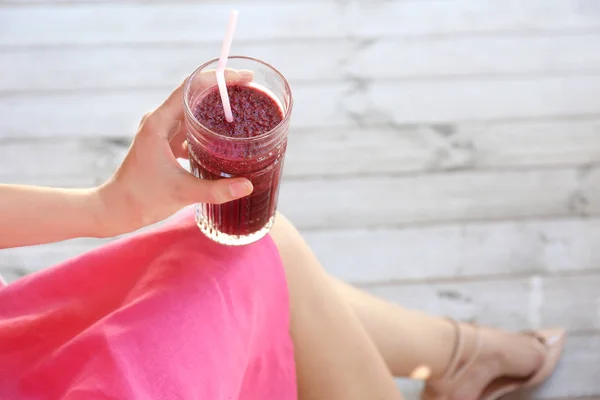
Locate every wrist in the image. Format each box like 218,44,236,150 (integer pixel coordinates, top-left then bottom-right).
93,181,146,238
86,186,118,238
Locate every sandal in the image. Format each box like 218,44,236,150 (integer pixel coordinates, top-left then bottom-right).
422,320,566,400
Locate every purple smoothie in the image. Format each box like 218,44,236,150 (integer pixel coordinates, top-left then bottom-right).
187,83,286,236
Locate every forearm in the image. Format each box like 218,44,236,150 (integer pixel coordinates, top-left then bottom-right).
0,184,110,249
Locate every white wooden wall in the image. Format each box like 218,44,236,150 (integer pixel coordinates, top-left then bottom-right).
1,1,600,398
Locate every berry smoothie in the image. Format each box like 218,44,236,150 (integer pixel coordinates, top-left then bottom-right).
187,83,287,241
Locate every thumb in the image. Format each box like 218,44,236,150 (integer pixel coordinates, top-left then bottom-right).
179,172,254,204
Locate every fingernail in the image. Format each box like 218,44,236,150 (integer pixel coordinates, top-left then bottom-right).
545,334,561,346
228,180,253,198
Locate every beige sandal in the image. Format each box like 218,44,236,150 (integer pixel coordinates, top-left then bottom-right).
422,320,566,400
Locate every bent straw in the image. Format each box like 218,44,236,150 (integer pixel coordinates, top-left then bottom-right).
216,9,239,123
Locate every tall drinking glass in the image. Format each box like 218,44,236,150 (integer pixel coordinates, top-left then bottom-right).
183,56,293,246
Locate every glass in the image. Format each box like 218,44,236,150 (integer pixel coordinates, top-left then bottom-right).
183,56,293,246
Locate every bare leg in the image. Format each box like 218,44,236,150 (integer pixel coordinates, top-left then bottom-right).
329,277,457,379
272,213,555,398
270,213,403,400
328,279,546,387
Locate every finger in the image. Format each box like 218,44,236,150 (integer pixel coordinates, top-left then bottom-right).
190,68,254,93
140,81,186,139
144,69,253,141
168,115,187,144
168,115,190,159
169,68,254,155
175,140,189,160
171,137,189,159
178,172,253,204
158,80,186,119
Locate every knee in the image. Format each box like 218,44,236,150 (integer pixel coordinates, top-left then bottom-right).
270,212,305,253
270,212,331,309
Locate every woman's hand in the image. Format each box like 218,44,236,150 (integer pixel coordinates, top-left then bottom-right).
0,71,254,248
97,71,254,236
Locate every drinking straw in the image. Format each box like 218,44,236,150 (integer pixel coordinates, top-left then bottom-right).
216,10,239,123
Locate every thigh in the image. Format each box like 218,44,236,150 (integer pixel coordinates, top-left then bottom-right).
270,213,403,400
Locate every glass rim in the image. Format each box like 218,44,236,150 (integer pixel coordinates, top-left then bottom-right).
183,55,293,143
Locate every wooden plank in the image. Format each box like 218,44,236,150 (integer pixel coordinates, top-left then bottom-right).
0,238,112,275
535,331,599,398
0,42,350,92
4,76,600,139
286,119,600,176
304,218,600,284
0,139,127,186
0,3,343,46
5,162,600,229
3,118,598,183
279,167,600,230
542,275,600,332
349,0,600,38
347,34,600,80
4,158,600,231
3,216,600,284
364,274,600,333
372,275,530,330
4,163,600,231
342,76,600,125
1,1,599,47
4,34,600,92
0,82,349,138
0,266,30,285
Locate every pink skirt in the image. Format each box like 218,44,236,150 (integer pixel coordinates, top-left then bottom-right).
0,208,297,400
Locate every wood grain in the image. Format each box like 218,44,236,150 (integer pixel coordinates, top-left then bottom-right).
2,118,598,183
3,34,600,92
342,76,600,125
347,34,600,79
349,0,600,38
1,1,599,47
0,42,350,91
364,274,600,333
3,158,598,229
0,139,127,186
0,3,343,46
0,83,349,138
3,76,600,138
304,218,600,284
279,167,600,229
2,217,599,284
286,119,600,176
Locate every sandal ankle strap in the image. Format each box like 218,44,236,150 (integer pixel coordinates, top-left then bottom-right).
440,318,483,382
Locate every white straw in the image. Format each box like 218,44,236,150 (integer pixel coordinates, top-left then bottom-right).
216,10,239,123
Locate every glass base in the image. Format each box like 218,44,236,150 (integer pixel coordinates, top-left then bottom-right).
194,204,275,246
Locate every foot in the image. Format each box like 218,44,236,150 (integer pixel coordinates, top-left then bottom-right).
422,321,565,400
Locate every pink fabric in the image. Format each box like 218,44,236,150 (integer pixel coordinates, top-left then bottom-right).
0,208,297,400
